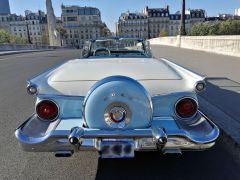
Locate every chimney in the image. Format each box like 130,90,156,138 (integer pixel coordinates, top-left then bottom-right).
166,5,169,11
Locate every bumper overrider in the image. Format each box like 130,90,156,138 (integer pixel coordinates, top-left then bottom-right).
15,111,219,157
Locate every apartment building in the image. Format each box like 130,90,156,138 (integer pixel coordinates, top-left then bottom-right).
117,6,206,38
144,6,170,38
117,12,148,39
169,13,191,36
25,10,47,45
61,5,110,48
9,14,27,39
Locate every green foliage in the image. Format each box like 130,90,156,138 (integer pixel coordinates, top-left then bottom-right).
10,35,27,44
189,20,240,36
0,29,27,44
56,25,67,38
159,30,168,37
0,29,11,43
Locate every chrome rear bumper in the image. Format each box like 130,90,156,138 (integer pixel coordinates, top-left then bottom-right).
15,112,219,154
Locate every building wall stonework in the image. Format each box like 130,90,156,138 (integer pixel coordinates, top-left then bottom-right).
0,10,51,45
9,15,27,39
117,6,205,39
117,12,148,39
25,10,48,45
61,5,110,48
235,8,240,16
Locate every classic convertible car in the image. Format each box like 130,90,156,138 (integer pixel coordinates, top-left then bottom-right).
15,37,219,158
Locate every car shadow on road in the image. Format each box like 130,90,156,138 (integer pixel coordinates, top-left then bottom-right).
95,136,239,180
95,77,240,180
199,77,240,123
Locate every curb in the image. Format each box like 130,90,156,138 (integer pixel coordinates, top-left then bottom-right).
0,49,55,56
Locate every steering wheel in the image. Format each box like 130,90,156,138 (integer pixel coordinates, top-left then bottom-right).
93,48,111,56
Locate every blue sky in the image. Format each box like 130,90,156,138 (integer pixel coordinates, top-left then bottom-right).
9,0,240,31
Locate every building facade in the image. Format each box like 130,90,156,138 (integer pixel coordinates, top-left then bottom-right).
9,14,27,39
0,0,10,14
169,13,191,36
144,6,170,38
61,5,110,48
117,12,148,39
187,9,205,24
117,6,206,39
25,10,48,45
0,14,11,31
235,8,240,16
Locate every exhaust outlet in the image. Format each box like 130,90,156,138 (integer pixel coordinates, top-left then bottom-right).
163,149,182,155
55,151,73,157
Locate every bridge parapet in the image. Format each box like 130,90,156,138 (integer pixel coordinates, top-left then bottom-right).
149,35,240,57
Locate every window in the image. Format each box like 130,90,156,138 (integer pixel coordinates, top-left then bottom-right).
67,17,77,21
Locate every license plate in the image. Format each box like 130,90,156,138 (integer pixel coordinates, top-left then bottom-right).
100,140,135,158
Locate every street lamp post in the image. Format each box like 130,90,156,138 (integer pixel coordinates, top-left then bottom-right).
179,0,186,36
25,20,32,44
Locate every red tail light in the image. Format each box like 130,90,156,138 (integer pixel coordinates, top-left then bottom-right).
36,100,59,121
175,98,198,118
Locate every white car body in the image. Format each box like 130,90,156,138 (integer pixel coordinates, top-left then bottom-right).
15,38,219,158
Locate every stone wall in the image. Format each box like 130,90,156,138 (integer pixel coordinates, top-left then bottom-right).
149,35,240,57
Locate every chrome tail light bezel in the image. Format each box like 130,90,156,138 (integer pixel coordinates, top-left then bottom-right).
175,97,198,120
35,99,60,122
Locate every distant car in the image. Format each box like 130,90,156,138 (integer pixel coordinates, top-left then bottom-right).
15,37,219,158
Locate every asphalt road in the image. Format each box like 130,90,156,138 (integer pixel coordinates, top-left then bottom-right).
0,49,239,180
152,45,240,143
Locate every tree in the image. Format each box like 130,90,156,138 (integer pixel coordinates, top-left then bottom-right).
159,30,168,37
190,23,209,36
0,29,27,44
190,20,240,36
56,25,67,46
10,35,27,44
42,31,49,45
0,29,10,44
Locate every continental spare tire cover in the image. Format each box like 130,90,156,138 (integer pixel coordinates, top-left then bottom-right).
83,76,153,129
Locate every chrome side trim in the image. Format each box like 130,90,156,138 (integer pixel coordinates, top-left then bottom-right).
37,94,85,99
160,58,206,79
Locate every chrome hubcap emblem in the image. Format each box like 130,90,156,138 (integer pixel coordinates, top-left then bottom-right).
109,107,126,123
104,103,131,129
